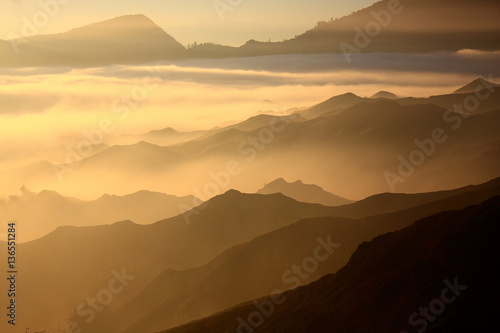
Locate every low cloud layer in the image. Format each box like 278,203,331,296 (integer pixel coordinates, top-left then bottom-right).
0,92,60,115
0,51,498,173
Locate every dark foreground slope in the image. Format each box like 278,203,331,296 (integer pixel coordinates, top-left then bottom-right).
2,179,499,332
55,181,500,333
163,196,500,333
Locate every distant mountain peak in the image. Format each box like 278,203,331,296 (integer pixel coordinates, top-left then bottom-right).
118,13,152,21
37,189,64,197
2,13,186,67
341,92,358,97
148,127,179,135
454,77,500,94
268,178,287,185
324,92,362,104
258,178,352,206
67,14,161,34
270,178,305,186
370,91,399,99
111,220,136,226
243,39,260,46
108,14,153,22
222,189,242,196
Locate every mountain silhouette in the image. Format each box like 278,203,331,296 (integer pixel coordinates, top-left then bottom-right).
453,77,500,94
301,78,500,120
299,92,367,119
2,0,500,66
287,0,500,54
2,79,499,199
186,0,500,58
0,189,199,242
2,191,343,331
257,178,352,206
370,91,399,99
396,78,500,114
117,181,500,333
5,178,500,332
160,195,500,333
1,1,499,331
1,14,186,67
112,127,207,146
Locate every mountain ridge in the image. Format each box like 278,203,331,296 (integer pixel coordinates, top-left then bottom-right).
62,180,500,333
160,195,500,333
2,0,500,67
257,178,353,206
453,77,500,94
2,178,500,331
1,14,186,67
0,188,199,242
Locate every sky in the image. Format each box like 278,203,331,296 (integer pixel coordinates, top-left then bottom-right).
0,0,377,46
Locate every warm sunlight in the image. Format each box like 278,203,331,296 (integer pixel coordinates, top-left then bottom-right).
1,1,499,332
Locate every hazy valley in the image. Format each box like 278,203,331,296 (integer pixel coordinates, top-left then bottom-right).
1,0,499,332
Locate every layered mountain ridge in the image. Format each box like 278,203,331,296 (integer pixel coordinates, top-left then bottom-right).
2,0,500,67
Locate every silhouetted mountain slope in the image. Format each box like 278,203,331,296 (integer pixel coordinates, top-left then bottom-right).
371,91,398,99
396,79,500,114
289,101,500,195
2,81,500,199
332,176,500,219
79,141,183,171
2,178,500,332
88,190,197,224
86,180,500,333
227,114,306,132
2,191,341,331
161,196,500,333
298,92,368,119
1,14,186,67
257,178,353,206
176,113,305,150
0,188,198,242
0,142,109,172
2,0,499,67
295,0,500,53
453,77,500,94
75,242,245,333
96,217,356,333
300,78,500,121
112,127,207,146
187,0,500,58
